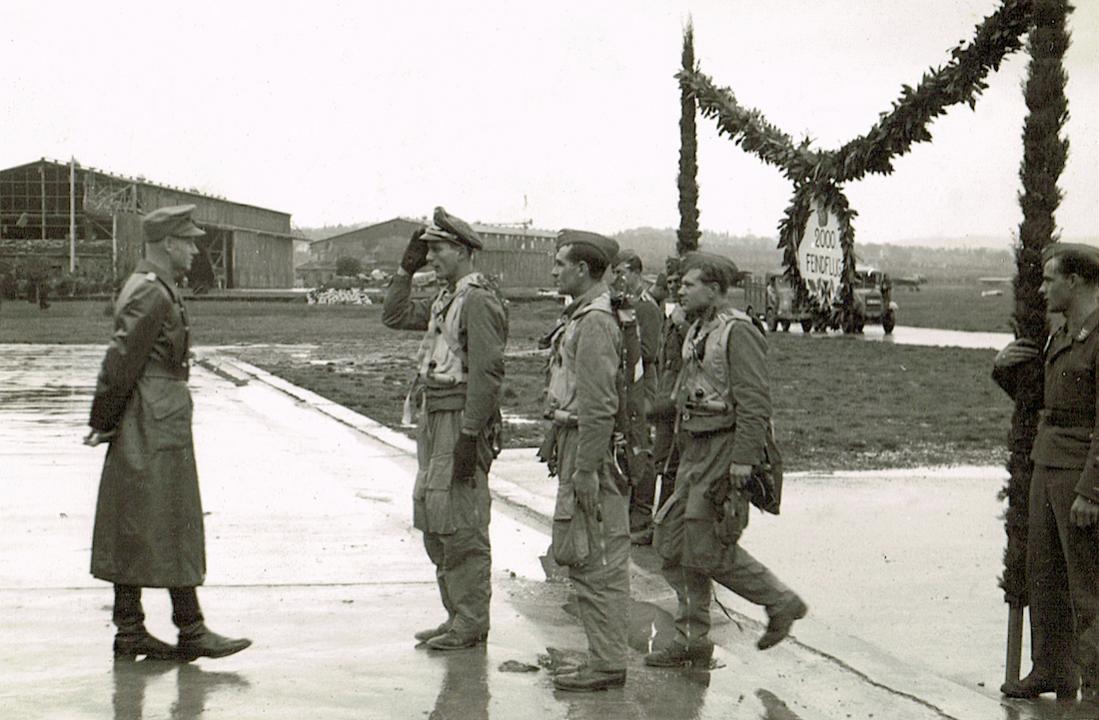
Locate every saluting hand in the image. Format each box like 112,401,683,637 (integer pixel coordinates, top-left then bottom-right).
1071,495,1099,528
994,339,1041,369
572,468,599,517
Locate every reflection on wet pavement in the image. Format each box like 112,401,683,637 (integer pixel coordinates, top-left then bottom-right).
429,647,489,720
112,661,249,720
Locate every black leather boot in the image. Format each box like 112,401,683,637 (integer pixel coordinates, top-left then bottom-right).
1001,670,1078,700
177,622,252,662
114,630,178,661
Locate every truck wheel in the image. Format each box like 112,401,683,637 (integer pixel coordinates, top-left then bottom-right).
766,308,778,333
800,318,813,333
781,320,791,332
883,311,896,334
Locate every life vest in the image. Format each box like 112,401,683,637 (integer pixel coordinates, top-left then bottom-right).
416,272,487,389
675,307,756,433
546,292,619,416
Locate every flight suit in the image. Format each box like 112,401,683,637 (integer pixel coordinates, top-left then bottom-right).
655,307,794,650
627,289,663,534
545,282,630,673
383,270,507,642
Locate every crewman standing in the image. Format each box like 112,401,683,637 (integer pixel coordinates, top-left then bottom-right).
611,249,663,545
995,243,1099,701
86,204,251,662
542,230,631,692
647,252,806,668
383,207,508,651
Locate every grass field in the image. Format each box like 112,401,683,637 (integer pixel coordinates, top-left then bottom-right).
0,294,1016,472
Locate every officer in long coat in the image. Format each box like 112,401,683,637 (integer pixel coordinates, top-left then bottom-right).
383,207,508,651
647,252,806,668
995,243,1099,701
542,230,631,692
86,204,251,662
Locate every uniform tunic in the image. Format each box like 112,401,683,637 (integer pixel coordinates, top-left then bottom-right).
995,310,1099,683
90,259,205,588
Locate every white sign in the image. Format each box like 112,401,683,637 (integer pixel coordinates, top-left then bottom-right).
796,197,844,303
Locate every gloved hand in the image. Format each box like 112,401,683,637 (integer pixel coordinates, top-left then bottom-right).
572,468,599,516
452,432,479,487
400,228,429,275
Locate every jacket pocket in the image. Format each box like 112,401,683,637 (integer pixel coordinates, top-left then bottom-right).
144,385,192,450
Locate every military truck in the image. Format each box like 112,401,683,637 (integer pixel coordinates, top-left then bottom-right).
849,268,898,334
741,271,814,333
741,268,897,334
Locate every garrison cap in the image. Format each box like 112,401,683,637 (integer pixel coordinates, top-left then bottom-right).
681,251,740,287
142,204,205,243
422,206,483,250
556,229,619,265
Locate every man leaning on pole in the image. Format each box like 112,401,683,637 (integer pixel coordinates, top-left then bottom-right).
647,251,806,668
539,229,631,691
383,207,508,651
994,243,1099,702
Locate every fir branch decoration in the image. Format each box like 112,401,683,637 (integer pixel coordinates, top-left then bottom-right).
677,20,701,256
1000,0,1072,607
681,0,1034,323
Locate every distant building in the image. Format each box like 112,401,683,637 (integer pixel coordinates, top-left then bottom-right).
305,217,557,288
0,158,296,288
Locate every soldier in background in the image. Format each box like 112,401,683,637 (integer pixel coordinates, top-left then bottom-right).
647,252,806,668
651,256,690,513
541,230,630,692
995,243,1099,701
85,204,251,662
383,207,508,651
611,249,663,545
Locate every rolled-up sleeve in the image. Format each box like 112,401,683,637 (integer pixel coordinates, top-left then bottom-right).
575,312,621,472
727,321,771,466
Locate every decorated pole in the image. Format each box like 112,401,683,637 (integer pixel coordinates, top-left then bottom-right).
1001,0,1072,684
676,19,700,257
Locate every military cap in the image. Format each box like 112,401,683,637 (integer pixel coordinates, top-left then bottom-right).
613,248,643,271
681,251,739,287
142,204,206,243
421,206,483,250
556,229,619,265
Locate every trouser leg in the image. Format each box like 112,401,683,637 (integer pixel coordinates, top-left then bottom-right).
423,532,456,623
568,499,630,672
711,546,792,612
653,421,679,510
628,425,657,533
1027,465,1076,680
660,562,713,647
113,584,145,636
433,527,492,639
1043,466,1099,686
169,587,204,629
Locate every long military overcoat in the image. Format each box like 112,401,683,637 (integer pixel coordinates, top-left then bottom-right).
89,260,205,587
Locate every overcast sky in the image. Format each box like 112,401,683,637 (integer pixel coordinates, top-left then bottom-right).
2,1,1096,246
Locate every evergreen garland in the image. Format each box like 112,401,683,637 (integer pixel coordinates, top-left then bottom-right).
676,20,701,256
679,0,1033,317
1001,0,1072,607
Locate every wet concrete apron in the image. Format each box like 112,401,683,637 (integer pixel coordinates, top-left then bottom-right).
0,344,1079,719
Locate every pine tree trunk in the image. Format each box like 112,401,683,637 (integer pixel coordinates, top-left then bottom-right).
676,21,700,256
